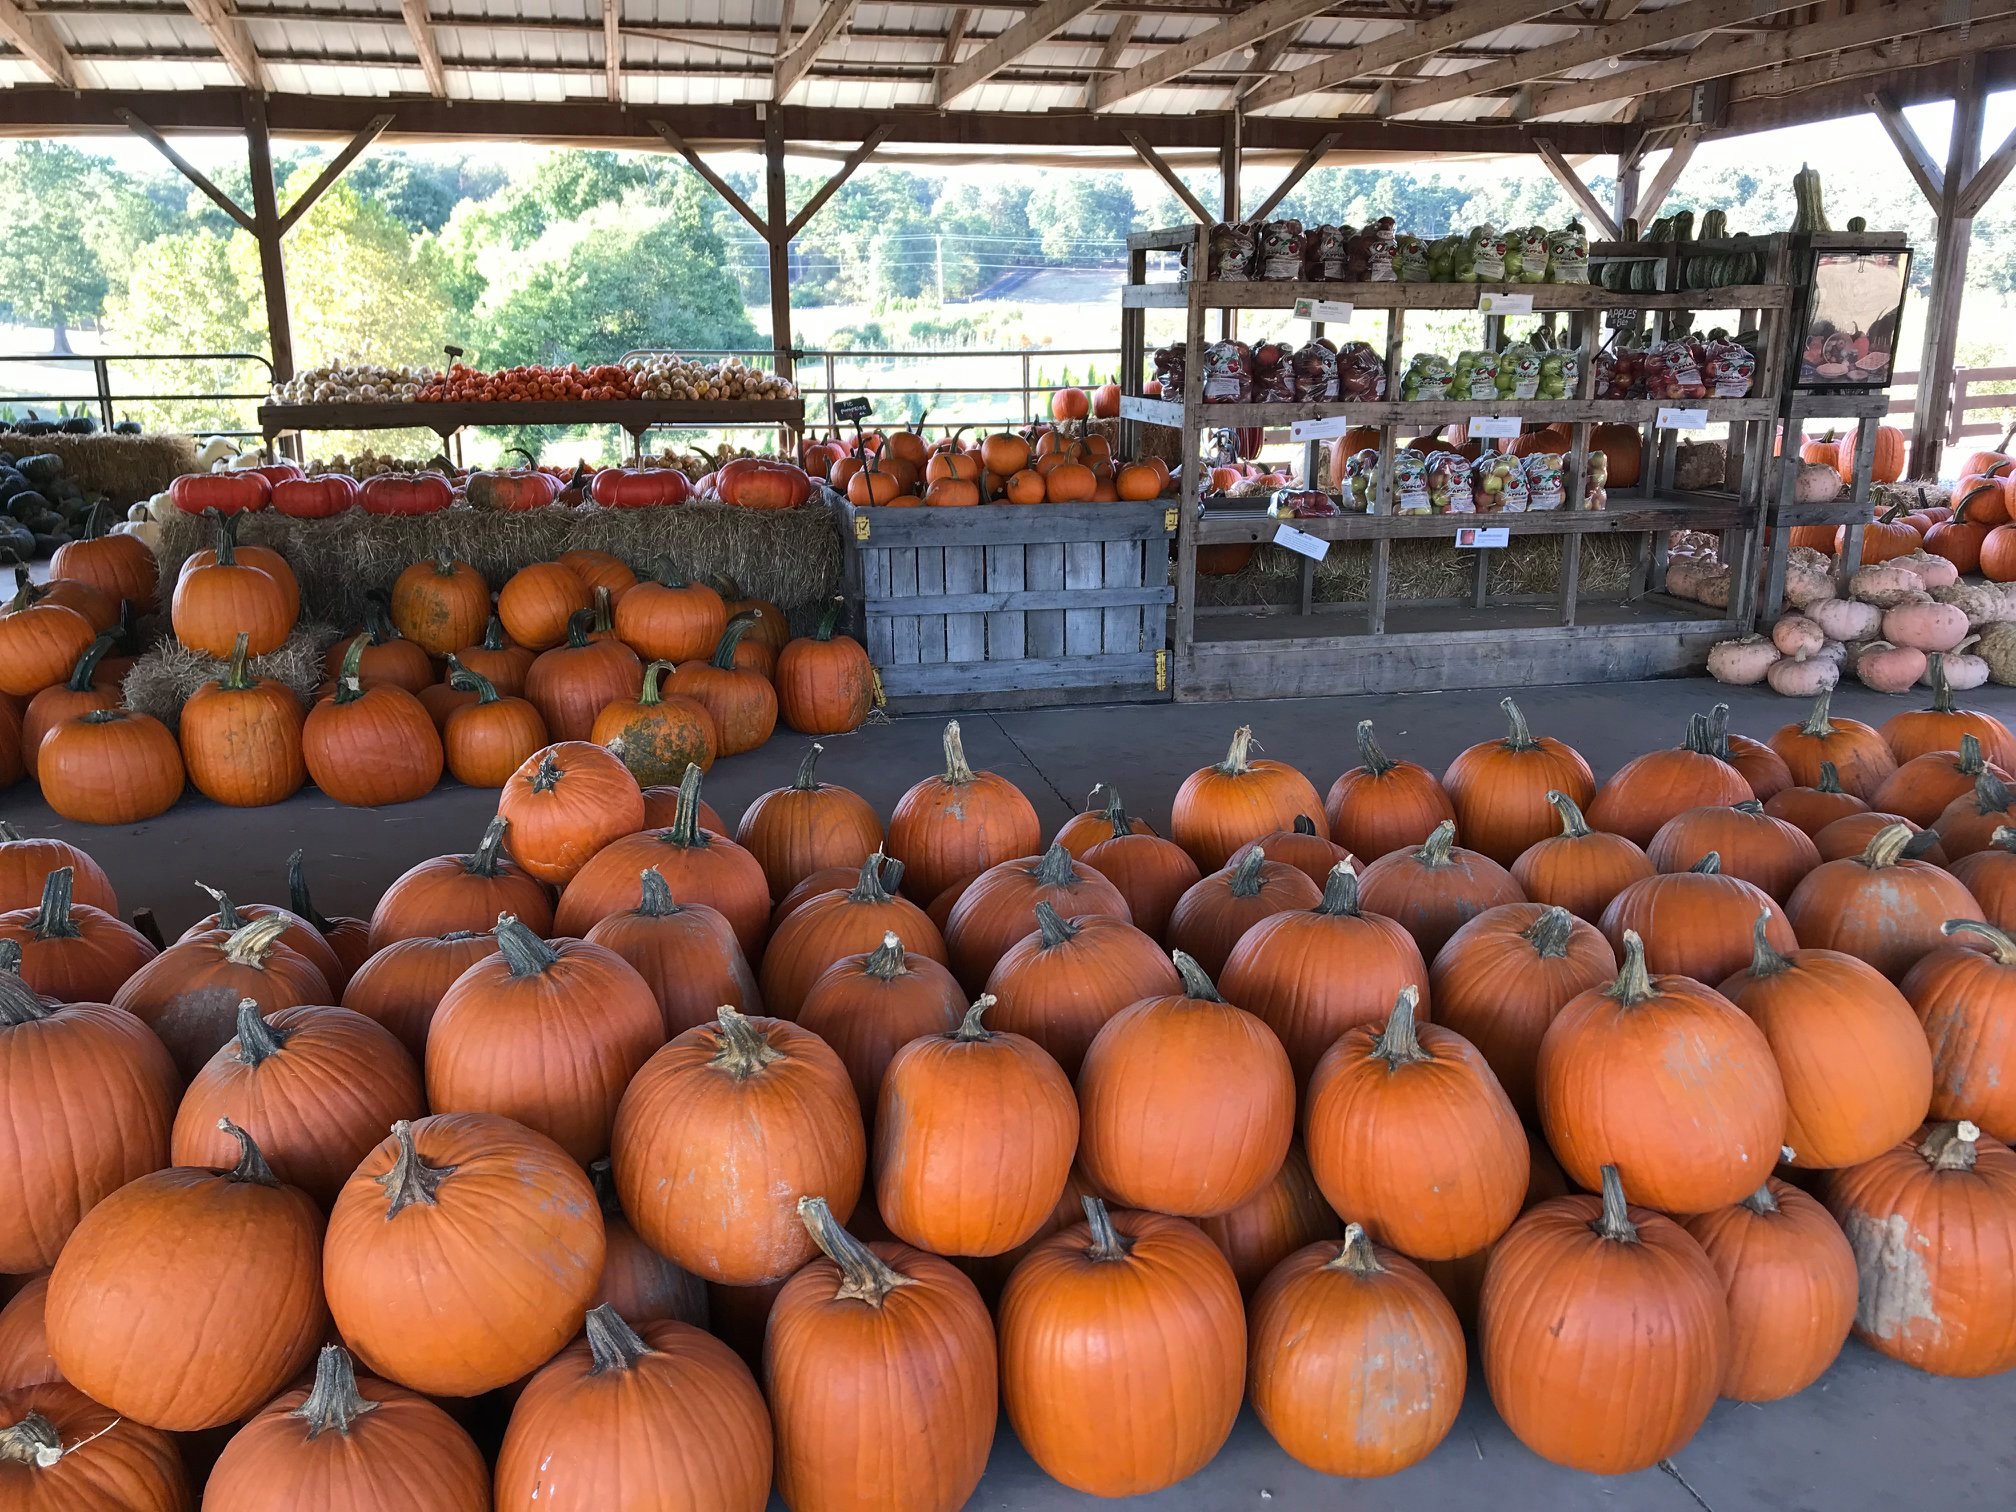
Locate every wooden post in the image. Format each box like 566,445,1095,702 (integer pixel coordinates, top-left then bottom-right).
1911,59,1985,479
764,118,795,385
1219,111,1241,222
243,94,294,384
1614,135,1643,230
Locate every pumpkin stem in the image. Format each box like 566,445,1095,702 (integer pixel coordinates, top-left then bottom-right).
1323,1223,1385,1276
0,946,49,1025
1542,790,1592,839
1034,900,1079,949
588,1157,622,1216
1414,820,1457,868
1690,851,1723,875
1314,861,1361,917
1857,822,1916,871
294,1346,379,1439
941,720,975,784
792,742,825,791
665,764,711,850
1992,825,2016,855
221,914,291,965
332,633,368,704
1033,842,1078,888
1815,762,1844,795
798,1194,914,1306
1216,724,1256,775
709,612,758,670
0,822,20,842
464,815,511,876
1607,930,1656,1007
1919,1120,1980,1172
814,596,846,642
1226,846,1268,897
1100,787,1135,841
1499,696,1540,751
1733,800,1764,816
863,930,907,979
0,1411,64,1466
1739,1183,1780,1216
1973,767,2012,815
1522,905,1574,959
1704,703,1734,762
480,615,510,652
1930,657,1955,715
361,589,397,646
63,632,115,693
847,851,897,904
233,997,289,1065
711,1006,781,1078
636,660,676,708
1369,985,1429,1068
1943,917,2016,965
584,1304,657,1374
29,866,79,941
1592,1165,1640,1243
217,1118,279,1186
1170,949,1223,1002
1082,1195,1133,1262
215,631,259,692
1748,910,1794,977
1958,733,1986,778
286,850,338,934
379,1119,455,1217
562,606,598,651
1798,690,1836,738
494,914,558,977
1355,719,1395,776
630,867,680,918
447,665,500,703
197,882,245,930
950,994,995,1042
1682,711,1714,757
529,749,563,794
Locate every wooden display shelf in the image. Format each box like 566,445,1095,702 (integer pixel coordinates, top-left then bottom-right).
1122,280,1791,312
259,398,806,437
1195,497,1745,545
1121,396,1773,428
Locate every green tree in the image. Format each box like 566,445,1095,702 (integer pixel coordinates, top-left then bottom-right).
103,230,263,430
0,144,144,347
1027,174,1136,263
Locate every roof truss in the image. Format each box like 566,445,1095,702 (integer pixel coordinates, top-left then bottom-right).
400,0,447,98
936,0,1104,107
183,0,269,92
1090,0,1340,112
0,0,74,87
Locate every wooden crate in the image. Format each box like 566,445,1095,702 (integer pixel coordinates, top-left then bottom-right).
837,500,1177,712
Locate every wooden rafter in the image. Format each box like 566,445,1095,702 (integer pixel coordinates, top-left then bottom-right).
785,125,892,238
1091,0,1340,112
1632,124,1698,222
1094,12,1136,71
649,118,768,234
114,107,256,232
1532,137,1620,238
1240,23,1301,98
936,0,1102,108
775,0,861,101
1960,123,2016,219
1719,15,2016,114
1121,129,1213,223
1869,88,1944,207
184,0,269,92
940,7,970,68
1243,0,1568,114
0,0,75,87
604,0,622,104
1247,131,1337,222
277,112,395,235
1528,0,1989,120
1597,0,1645,18
1388,0,1807,121
400,0,447,98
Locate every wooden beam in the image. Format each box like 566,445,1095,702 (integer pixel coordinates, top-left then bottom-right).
277,112,394,235
1388,0,1807,120
1122,129,1214,224
775,0,861,101
115,107,257,233
1869,87,1944,207
1533,137,1620,238
0,0,75,87
785,124,891,238
1240,23,1301,98
1632,123,1697,222
940,7,970,67
604,0,622,104
1959,123,2016,219
1528,0,1993,121
244,94,294,383
776,0,794,55
937,0,1103,108
1718,14,2016,114
184,0,269,92
1091,0,1341,112
1094,12,1137,71
401,0,447,98
1913,55,1984,478
1598,0,1646,17
765,118,794,382
648,118,768,235
1244,0,1568,114
1247,131,1336,222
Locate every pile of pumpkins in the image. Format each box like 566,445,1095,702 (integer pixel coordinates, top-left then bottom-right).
5,691,2016,1508
0,513,876,825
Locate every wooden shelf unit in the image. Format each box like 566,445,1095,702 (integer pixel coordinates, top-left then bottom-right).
1119,223,1801,699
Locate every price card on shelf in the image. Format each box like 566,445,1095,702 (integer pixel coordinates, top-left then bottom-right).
1455,526,1510,549
1272,523,1331,561
1288,415,1353,441
1657,406,1710,430
1467,415,1523,439
1478,291,1534,315
1292,297,1356,323
834,396,873,421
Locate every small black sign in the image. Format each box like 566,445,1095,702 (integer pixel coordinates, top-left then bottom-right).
834,396,872,421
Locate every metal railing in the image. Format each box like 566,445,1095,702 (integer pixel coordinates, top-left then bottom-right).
0,351,277,439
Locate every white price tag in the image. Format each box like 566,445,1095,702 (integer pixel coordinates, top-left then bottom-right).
1657,407,1710,430
1288,415,1353,441
1478,291,1534,315
1272,523,1331,560
1467,415,1523,439
1455,526,1510,549
1291,297,1356,323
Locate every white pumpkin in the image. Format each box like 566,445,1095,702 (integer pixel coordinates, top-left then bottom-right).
1857,641,1930,694
1696,566,1734,610
1772,614,1826,659
1882,596,1972,653
1784,559,1837,610
1849,562,1927,608
1930,642,1990,691
1795,463,1844,503
1768,653,1839,698
1707,635,1781,686
1809,596,1882,643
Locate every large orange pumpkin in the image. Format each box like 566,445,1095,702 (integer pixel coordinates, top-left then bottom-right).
1586,709,1754,844
0,865,154,1003
584,867,760,1037
0,824,116,915
797,932,964,1120
1872,732,2012,827
886,720,1042,903
1509,789,1655,922
339,928,493,1064
944,841,1134,991
777,598,877,736
366,813,552,948
1166,845,1323,980
525,600,645,745
1357,819,1525,958
1442,697,1596,865
735,741,883,900
757,851,946,1020
589,659,717,786
1764,761,1872,836
1079,809,1203,942
1900,919,2016,1139
1881,665,2016,769
496,740,644,886
1599,853,1798,984
1194,1142,1339,1298
981,903,1180,1079
0,1380,191,1511
1646,800,1820,902
1171,725,1325,872
301,638,443,807
1785,821,1985,980
112,915,333,1080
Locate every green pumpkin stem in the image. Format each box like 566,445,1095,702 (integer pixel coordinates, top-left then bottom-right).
480,615,510,652
1083,1195,1133,1262
332,634,369,704
1522,905,1573,959
1171,949,1222,1001
1226,845,1269,898
1325,1223,1385,1275
447,665,501,703
1370,986,1430,1068
1815,762,1844,795
1690,851,1723,875
1034,900,1079,949
708,612,758,671
792,742,825,790
815,596,845,641
64,632,115,693
1943,917,2016,965
1799,692,1836,738
494,914,558,977
863,930,907,979
1356,719,1395,777
233,997,289,1065
584,1304,656,1374
635,867,680,917
1499,696,1540,751
1593,1164,1640,1243
218,1118,279,1186
1608,930,1656,1007
711,1006,781,1078
635,660,676,708
294,1346,379,1439
196,881,245,930
287,850,337,934
30,867,79,940
1315,861,1361,916
1748,910,1793,976
1546,790,1593,838
1101,787,1136,841
561,607,598,651
379,1119,455,1217
848,851,899,904
361,589,397,646
798,1195,913,1306
1034,842,1078,889
529,749,563,793
664,764,711,850
1928,657,1954,714
1957,733,1986,778
0,944,48,1025
216,632,258,692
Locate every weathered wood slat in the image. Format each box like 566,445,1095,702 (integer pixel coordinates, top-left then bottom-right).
944,544,986,662
863,586,1173,615
888,548,919,664
1064,540,1106,656
984,543,1026,660
878,652,1162,696
860,546,893,665
843,500,1175,546
914,546,946,664
1024,541,1066,658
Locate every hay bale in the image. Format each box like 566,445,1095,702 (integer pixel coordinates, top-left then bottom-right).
153,495,845,635
1875,480,1947,513
122,624,337,730
0,432,199,505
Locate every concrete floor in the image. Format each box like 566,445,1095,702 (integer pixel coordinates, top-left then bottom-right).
6,675,2016,1509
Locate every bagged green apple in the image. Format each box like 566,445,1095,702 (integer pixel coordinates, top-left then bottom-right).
1426,235,1459,282
1497,338,1541,400
1454,348,1501,401
1395,233,1432,282
1469,226,1508,282
1534,331,1579,399
1425,451,1475,514
1392,448,1432,515
1545,222,1589,283
1514,226,1550,284
1401,351,1454,400
1471,451,1527,512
